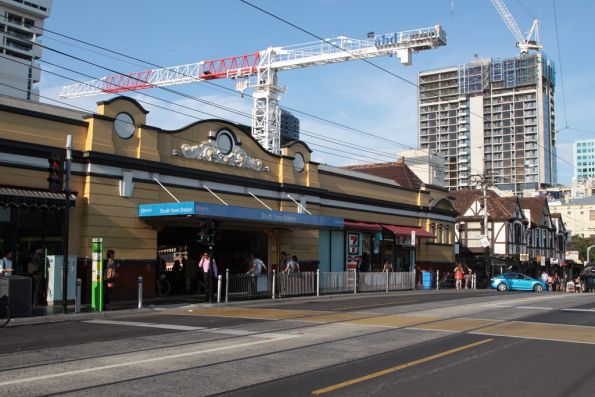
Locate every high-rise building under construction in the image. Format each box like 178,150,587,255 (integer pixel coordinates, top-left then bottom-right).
417,53,556,193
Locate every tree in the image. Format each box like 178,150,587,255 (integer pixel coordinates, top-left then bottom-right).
569,235,595,262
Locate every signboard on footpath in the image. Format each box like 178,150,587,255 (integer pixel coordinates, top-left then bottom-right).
346,232,360,270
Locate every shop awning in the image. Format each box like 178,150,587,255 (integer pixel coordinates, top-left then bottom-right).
138,201,344,229
0,187,76,209
381,224,434,238
344,220,382,232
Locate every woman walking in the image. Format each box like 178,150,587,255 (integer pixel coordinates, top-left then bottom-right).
104,250,119,310
454,263,464,290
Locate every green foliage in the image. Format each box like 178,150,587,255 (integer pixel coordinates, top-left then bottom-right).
569,235,595,262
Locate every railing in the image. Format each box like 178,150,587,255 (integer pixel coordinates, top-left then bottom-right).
225,270,415,301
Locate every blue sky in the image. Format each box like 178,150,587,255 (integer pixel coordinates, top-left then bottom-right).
38,0,595,186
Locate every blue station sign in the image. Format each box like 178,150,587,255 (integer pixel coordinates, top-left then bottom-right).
138,201,344,229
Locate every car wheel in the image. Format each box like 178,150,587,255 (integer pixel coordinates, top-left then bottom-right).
533,284,544,292
497,283,507,292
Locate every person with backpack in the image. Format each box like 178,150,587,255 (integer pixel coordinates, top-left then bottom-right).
0,250,14,277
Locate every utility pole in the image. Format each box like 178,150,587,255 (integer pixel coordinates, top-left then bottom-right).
471,174,491,281
62,135,72,314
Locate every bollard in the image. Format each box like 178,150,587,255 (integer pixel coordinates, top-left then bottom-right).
217,274,222,303
272,270,276,300
354,269,357,294
316,269,320,297
473,273,477,289
137,276,143,310
436,270,440,290
225,268,229,303
75,278,82,313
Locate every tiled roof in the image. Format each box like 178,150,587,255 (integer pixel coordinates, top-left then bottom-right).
449,189,519,220
519,197,548,225
341,161,423,190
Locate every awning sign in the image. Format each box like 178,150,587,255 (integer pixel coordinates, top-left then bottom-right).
138,201,344,229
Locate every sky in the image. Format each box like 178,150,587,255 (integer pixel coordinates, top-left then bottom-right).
37,0,595,186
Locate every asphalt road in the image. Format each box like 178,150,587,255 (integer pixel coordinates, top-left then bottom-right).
1,290,594,396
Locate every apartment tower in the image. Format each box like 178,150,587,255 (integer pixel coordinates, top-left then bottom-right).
0,0,52,101
417,53,556,193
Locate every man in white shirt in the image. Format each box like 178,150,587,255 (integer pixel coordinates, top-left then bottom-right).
198,252,218,301
0,250,14,277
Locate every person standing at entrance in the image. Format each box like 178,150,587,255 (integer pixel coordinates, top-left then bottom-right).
198,252,218,301
464,266,472,289
453,263,464,290
104,250,119,310
29,247,45,305
0,250,14,277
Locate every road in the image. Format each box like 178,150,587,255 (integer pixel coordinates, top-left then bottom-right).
1,290,594,396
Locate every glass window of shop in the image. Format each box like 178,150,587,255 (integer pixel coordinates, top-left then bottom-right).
0,206,64,273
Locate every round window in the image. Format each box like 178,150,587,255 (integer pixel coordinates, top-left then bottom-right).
113,112,135,139
293,153,305,172
216,130,234,155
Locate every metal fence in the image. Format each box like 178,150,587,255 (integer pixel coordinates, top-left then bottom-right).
277,272,317,297
225,270,415,301
226,273,270,299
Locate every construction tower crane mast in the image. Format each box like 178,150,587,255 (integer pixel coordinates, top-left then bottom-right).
60,25,446,154
491,0,541,54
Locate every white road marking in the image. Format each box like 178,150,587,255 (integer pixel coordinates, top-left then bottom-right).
85,319,298,340
514,306,554,310
0,339,275,387
561,308,595,313
470,331,595,345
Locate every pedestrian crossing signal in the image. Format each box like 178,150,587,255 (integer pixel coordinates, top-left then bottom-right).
47,154,63,193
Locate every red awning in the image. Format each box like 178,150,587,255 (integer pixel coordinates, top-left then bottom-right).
381,224,435,238
344,220,382,232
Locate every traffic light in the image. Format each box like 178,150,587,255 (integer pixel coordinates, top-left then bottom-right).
47,153,63,192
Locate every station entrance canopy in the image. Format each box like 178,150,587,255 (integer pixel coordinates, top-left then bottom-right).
138,201,343,229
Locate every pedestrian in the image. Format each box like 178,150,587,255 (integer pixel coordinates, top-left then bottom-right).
156,255,166,296
553,273,561,292
279,252,288,273
453,262,464,290
29,247,45,305
247,254,266,275
104,249,119,310
198,252,218,301
540,270,548,285
464,266,472,289
547,273,554,291
382,259,393,272
284,255,300,273
0,249,14,277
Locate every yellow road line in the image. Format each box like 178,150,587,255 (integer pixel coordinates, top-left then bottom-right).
311,338,494,395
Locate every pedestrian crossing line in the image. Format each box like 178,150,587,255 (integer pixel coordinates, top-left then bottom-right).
470,321,595,345
85,319,206,331
349,315,437,328
408,318,501,333
170,307,328,320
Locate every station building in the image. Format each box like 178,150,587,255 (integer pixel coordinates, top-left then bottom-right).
0,95,456,300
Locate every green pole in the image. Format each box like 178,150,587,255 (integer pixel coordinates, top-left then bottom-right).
91,238,103,311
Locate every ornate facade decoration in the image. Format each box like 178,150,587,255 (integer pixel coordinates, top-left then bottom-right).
172,142,269,172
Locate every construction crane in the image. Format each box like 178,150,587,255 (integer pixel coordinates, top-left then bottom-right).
491,0,541,54
60,25,446,154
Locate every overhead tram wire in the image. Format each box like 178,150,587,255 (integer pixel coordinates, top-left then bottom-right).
239,0,577,181
3,15,417,151
3,12,575,174
0,19,574,182
0,57,400,169
0,31,403,162
552,0,568,130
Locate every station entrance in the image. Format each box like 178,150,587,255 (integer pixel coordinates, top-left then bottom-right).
156,224,268,295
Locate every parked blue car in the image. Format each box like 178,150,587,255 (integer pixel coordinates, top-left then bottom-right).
490,272,546,292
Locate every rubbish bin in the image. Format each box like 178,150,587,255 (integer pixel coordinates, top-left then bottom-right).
422,271,433,289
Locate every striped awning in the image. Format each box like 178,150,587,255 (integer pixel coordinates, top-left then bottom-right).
0,187,76,209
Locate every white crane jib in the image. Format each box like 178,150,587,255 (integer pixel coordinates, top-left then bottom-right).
491,0,541,54
60,25,446,154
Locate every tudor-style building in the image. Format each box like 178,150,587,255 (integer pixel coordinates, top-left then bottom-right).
0,94,456,302
452,189,568,279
